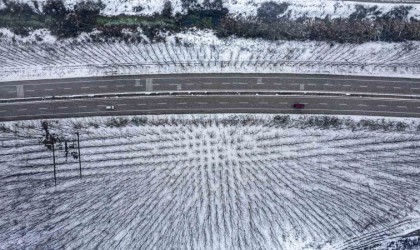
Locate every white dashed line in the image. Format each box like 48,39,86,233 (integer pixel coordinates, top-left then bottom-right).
8,91,16,93
411,88,420,90
18,109,27,112
26,89,35,92
273,83,282,86
118,104,127,106
78,106,87,108
203,83,213,85
38,108,48,110
219,102,228,104
116,85,125,87
137,103,147,106
58,107,68,109
221,83,231,85
376,86,385,89
378,105,387,107
45,89,54,91
64,88,72,90
158,103,167,105
0,110,6,113
358,104,368,107
197,102,208,105
239,102,249,104
186,83,195,86
339,103,347,106
82,87,90,89
359,85,368,88
259,102,269,104
343,85,351,87
279,102,288,105
397,106,407,108
99,86,107,88
393,87,402,89
319,103,328,105
177,102,187,105
307,84,316,86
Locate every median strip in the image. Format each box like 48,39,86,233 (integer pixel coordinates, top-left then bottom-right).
1,90,420,104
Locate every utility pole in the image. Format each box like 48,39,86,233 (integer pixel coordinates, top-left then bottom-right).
52,142,57,186
76,132,82,179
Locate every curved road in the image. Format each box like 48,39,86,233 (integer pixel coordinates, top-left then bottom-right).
1,73,420,121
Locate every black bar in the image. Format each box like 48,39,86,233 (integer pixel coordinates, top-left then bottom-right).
52,143,56,186
76,132,82,179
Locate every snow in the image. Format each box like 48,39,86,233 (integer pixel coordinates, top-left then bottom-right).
0,114,419,249
1,29,420,81
4,0,420,19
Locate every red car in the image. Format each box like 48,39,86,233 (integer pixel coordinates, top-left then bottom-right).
293,103,305,109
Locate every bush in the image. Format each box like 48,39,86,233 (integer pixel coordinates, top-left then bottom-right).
43,0,67,17
162,1,173,18
74,0,105,32
257,2,289,23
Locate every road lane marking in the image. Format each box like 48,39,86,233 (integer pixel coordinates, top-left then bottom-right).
0,110,6,112
411,88,420,90
38,108,48,110
64,88,72,90
358,104,368,107
343,85,351,87
300,84,304,90
99,86,107,88
58,107,68,109
290,83,299,86
81,87,90,89
397,106,407,108
221,82,231,85
219,102,228,104
137,103,147,106
197,102,208,105
279,102,288,105
393,87,402,89
378,105,387,107
78,106,87,108
8,91,16,93
135,79,142,87
158,103,167,105
359,85,368,88
273,83,282,86
116,85,125,87
307,84,316,86
118,104,127,106
203,83,213,85
319,103,328,105
259,102,269,104
339,103,348,106
239,102,249,104
376,86,385,88
177,102,187,105
26,89,35,92
18,109,27,112
257,77,263,84
45,89,54,91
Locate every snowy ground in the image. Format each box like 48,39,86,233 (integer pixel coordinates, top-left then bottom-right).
0,114,419,249
2,0,420,19
1,29,420,81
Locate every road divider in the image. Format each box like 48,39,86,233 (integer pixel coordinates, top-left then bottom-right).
1,90,420,104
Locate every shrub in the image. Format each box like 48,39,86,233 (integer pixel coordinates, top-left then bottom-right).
257,2,289,23
43,0,67,17
162,1,173,18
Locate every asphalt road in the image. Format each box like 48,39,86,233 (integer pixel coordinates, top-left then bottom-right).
1,95,420,121
1,74,420,99
1,74,420,121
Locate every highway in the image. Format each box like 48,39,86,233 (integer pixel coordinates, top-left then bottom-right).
1,74,420,121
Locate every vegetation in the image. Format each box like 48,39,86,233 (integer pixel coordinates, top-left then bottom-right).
1,0,420,43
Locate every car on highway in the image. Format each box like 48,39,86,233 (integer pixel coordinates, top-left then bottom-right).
293,103,305,109
106,105,115,110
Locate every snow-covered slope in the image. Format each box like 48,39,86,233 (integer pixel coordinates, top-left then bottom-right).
0,114,419,249
1,29,420,81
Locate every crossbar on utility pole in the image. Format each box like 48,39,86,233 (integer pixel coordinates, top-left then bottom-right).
52,143,57,186
76,132,82,179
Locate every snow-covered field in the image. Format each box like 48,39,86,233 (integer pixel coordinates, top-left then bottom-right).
1,29,420,81
1,114,419,249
